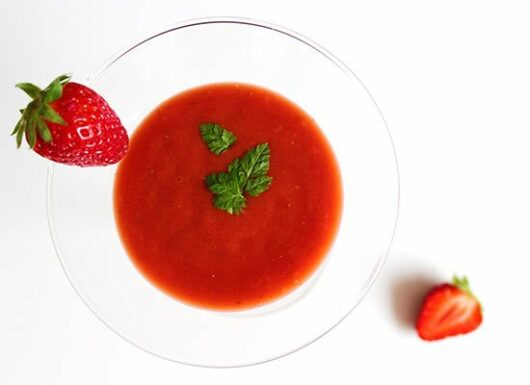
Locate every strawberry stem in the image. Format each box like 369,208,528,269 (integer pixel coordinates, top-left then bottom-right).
452,275,483,311
452,275,471,293
12,74,71,149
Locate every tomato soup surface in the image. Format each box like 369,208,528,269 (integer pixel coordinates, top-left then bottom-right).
114,83,342,310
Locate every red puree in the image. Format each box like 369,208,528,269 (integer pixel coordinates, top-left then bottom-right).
114,83,342,310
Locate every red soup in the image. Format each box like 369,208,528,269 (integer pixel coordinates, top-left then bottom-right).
114,83,342,310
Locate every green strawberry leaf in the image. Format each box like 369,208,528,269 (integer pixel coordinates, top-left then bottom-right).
15,83,42,99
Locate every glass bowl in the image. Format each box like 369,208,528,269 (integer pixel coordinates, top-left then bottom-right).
47,17,399,367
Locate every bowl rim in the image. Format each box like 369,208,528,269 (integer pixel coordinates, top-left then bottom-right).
46,16,400,368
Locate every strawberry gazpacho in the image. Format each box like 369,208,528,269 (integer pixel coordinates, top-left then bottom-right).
114,83,342,310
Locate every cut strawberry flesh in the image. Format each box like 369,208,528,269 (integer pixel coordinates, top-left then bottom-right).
417,283,483,341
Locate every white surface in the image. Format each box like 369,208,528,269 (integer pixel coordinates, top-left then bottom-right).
1,0,529,383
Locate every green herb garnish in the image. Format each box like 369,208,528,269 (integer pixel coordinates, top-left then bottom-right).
205,143,273,214
200,123,236,155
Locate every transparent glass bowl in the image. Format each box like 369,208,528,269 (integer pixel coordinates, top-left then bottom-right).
47,17,399,367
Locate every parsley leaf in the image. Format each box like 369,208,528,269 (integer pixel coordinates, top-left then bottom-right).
205,172,246,214
205,143,272,214
200,123,236,155
245,175,273,196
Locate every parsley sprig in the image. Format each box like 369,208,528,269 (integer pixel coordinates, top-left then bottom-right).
200,123,236,155
205,143,272,214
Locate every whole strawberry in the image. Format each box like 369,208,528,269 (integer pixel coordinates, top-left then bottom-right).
416,275,483,341
12,74,128,166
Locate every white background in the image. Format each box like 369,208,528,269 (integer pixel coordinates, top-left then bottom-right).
1,1,529,383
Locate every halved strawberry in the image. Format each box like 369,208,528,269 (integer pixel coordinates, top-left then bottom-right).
416,276,483,341
12,74,128,166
